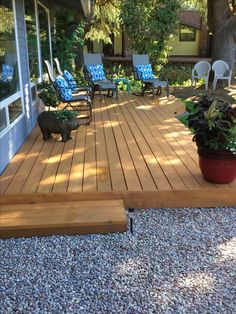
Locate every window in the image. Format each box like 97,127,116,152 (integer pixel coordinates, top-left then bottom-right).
0,1,20,101
0,107,7,132
0,0,23,135
179,25,196,42
38,2,52,75
8,98,22,123
25,0,40,83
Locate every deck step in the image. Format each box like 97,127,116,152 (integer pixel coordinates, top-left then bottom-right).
0,199,128,239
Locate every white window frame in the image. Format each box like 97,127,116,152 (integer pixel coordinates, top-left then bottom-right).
26,0,53,106
25,0,41,88
37,1,53,82
0,0,25,139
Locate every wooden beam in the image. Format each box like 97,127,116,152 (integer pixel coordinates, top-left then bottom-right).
0,200,127,239
0,189,235,208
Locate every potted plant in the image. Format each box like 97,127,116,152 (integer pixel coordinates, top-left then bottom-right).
38,82,60,110
187,95,236,184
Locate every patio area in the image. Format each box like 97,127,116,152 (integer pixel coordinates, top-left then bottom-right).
1,92,235,209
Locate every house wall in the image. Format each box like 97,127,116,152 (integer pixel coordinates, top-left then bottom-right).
168,29,200,56
0,0,39,174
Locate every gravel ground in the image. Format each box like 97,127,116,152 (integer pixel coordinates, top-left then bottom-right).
1,207,236,314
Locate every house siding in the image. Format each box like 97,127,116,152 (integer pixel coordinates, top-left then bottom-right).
168,30,200,56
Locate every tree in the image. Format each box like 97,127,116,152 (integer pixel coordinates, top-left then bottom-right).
121,0,181,62
85,0,121,44
53,8,85,71
208,0,236,74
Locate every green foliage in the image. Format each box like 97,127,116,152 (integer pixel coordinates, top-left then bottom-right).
38,82,60,109
157,64,192,86
52,9,85,71
177,112,190,126
177,100,197,127
107,63,196,88
54,110,78,121
185,100,196,113
181,0,207,17
187,96,236,153
121,0,181,62
0,6,14,33
85,0,121,44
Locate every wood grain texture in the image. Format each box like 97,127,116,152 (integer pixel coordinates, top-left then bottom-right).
0,200,127,238
0,189,235,208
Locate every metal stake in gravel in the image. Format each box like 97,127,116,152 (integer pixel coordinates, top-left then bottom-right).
128,208,135,234
130,217,134,234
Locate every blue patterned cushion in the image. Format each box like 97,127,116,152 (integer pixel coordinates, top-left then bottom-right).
63,70,77,92
86,64,106,81
54,75,72,101
2,64,14,82
135,64,154,80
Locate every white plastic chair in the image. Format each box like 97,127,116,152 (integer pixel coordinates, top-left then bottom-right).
212,60,232,90
191,60,211,90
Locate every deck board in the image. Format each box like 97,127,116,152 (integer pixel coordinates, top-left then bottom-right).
119,97,172,190
106,97,142,191
37,140,64,193
67,124,86,193
0,127,40,194
124,95,189,189
1,92,235,208
113,99,157,191
82,112,97,192
100,98,127,191
94,102,112,192
141,96,216,188
5,131,45,194
21,140,55,193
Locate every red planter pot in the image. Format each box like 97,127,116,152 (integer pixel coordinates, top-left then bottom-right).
198,148,236,184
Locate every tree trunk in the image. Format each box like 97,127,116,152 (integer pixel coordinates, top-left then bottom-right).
208,0,236,78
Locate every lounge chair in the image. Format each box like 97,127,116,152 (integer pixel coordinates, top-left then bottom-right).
83,53,118,99
212,60,232,90
54,57,92,96
44,60,93,125
191,61,211,90
132,54,169,97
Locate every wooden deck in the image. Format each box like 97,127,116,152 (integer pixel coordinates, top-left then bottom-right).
1,92,236,208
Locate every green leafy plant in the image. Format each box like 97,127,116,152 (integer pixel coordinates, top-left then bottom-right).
38,82,60,109
156,64,193,86
121,0,181,62
53,110,78,121
52,14,85,71
187,96,236,153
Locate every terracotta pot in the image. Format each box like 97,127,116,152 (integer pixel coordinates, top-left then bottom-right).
198,148,236,184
